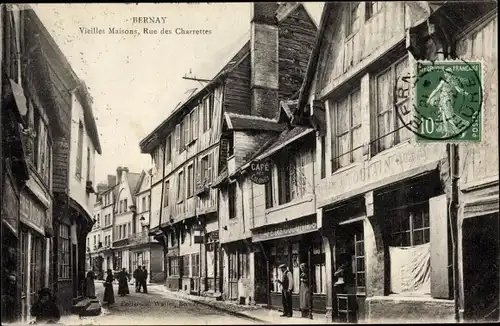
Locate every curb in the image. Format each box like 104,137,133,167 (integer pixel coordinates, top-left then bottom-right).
165,291,267,323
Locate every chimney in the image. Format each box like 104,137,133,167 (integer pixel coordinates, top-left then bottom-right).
250,2,280,119
116,166,123,184
122,167,129,181
107,175,117,187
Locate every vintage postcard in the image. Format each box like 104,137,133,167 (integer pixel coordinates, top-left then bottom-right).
1,2,498,325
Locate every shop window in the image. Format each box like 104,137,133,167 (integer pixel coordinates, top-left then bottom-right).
313,239,327,294
192,253,200,277
373,57,411,154
388,202,431,295
182,254,191,277
229,252,238,280
168,256,179,277
238,250,250,279
354,229,366,294
58,224,71,279
292,243,300,294
30,235,45,309
270,244,288,293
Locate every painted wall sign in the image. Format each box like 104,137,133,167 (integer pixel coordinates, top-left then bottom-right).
20,192,45,234
249,160,272,185
252,219,318,242
316,143,445,206
2,178,19,236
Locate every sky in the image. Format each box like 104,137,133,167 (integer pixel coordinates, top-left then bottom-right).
31,2,325,184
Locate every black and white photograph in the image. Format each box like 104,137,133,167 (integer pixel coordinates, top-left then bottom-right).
1,2,498,325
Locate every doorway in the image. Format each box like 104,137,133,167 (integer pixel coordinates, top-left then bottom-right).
463,213,499,321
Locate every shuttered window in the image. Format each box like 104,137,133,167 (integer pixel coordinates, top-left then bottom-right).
175,124,181,153
187,164,194,198
177,170,185,202
191,109,198,141
163,180,170,207
184,115,191,145
165,135,172,163
228,182,237,219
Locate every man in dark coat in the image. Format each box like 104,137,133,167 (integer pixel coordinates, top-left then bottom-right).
277,263,294,317
133,267,141,292
140,266,148,294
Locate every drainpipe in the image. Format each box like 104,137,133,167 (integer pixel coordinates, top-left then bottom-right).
449,143,460,322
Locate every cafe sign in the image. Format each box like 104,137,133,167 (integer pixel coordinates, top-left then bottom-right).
249,160,272,185
252,218,318,242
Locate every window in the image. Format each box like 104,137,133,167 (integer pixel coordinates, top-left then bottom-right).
278,150,306,205
34,111,51,185
161,181,168,207
228,182,237,219
265,175,273,209
76,121,84,179
202,96,213,132
347,2,362,36
98,234,101,246
116,251,123,270
168,256,179,277
312,239,326,294
58,224,71,279
201,153,213,183
124,199,128,212
86,147,91,181
175,124,181,153
29,236,44,306
187,164,194,197
320,136,326,179
192,253,200,277
366,2,383,20
227,135,234,157
190,109,198,141
238,250,250,279
182,255,191,277
184,115,191,145
177,171,185,202
270,244,288,293
389,203,430,247
332,88,363,170
229,252,238,280
128,222,131,236
354,228,366,294
147,195,151,210
142,197,146,211
374,58,412,153
170,230,177,247
165,135,172,164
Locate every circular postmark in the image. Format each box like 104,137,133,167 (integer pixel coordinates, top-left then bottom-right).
395,59,483,141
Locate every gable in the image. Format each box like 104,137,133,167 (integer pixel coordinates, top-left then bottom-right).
137,172,151,193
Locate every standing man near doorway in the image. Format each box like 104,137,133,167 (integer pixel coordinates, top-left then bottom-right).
278,264,294,317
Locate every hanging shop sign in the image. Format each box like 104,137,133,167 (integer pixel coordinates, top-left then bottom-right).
249,160,272,185
2,178,19,236
193,224,204,244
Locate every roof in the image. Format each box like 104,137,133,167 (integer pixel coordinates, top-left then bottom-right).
224,113,285,132
251,126,314,162
139,41,251,153
27,7,102,154
139,3,317,154
127,172,142,204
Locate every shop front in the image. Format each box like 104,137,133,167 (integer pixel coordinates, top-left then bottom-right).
205,230,220,295
221,239,253,304
19,190,50,323
252,215,326,314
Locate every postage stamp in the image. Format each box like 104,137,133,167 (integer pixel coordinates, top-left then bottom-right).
395,60,484,142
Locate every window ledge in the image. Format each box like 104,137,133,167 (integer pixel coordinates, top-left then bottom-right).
266,195,314,214
367,295,453,304
177,199,184,204
371,140,411,160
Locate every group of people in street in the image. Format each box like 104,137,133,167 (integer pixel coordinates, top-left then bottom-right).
102,266,149,307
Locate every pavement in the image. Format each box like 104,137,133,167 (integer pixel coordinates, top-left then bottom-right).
51,281,325,325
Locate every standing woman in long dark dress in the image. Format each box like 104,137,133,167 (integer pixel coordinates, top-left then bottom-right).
299,263,311,318
117,268,130,296
103,269,115,307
